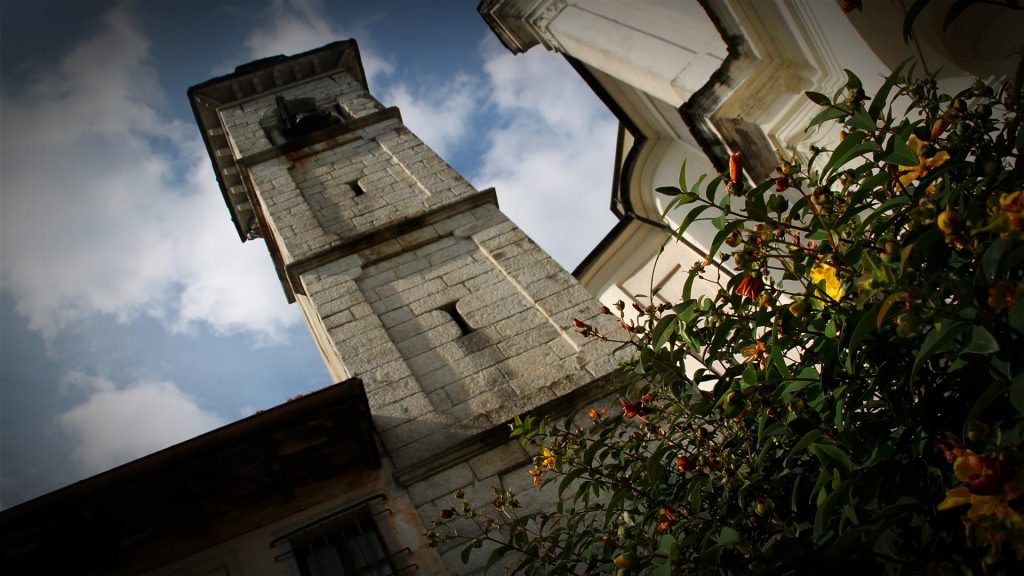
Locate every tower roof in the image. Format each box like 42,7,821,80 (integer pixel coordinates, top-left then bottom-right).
188,40,368,241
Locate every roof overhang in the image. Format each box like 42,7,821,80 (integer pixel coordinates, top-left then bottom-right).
0,379,379,575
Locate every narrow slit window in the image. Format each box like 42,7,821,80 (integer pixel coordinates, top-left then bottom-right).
439,301,472,336
350,178,366,197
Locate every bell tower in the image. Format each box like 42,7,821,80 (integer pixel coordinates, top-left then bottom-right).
190,41,619,570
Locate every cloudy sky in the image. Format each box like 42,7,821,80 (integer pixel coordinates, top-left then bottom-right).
0,0,618,508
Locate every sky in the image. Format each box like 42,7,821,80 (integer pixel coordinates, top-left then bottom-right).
0,0,618,508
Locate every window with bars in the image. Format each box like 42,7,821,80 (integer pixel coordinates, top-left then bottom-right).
288,506,395,576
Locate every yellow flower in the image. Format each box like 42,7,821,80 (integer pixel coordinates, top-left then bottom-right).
898,135,949,190
741,340,768,369
939,481,1024,529
541,448,557,469
999,190,1024,232
809,262,845,302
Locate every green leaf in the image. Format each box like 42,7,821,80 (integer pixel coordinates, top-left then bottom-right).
805,91,832,106
741,363,757,389
718,526,740,546
964,380,1010,434
814,479,852,537
881,133,919,166
672,204,712,236
981,238,1009,281
869,58,911,121
771,343,792,379
485,545,512,572
683,267,698,302
661,193,701,221
679,159,688,190
962,326,999,354
876,291,908,330
461,542,474,564
656,186,682,197
787,430,824,463
854,196,910,238
708,220,745,263
822,132,880,179
1011,300,1024,335
846,303,880,367
848,111,876,132
910,321,970,383
705,174,723,204
809,106,848,129
658,533,680,560
844,69,862,92
811,443,854,476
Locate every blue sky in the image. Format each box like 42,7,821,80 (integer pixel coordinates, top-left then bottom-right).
0,0,617,508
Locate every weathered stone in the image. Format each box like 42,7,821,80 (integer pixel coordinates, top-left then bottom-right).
407,464,475,506
468,440,529,480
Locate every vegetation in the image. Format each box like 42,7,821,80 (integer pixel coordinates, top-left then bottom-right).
428,20,1023,576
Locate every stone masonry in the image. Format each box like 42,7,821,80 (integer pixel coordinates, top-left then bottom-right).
191,42,623,574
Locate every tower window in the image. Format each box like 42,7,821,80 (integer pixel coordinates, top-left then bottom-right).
438,301,472,336
350,178,367,197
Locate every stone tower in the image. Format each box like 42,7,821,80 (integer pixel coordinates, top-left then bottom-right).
190,41,620,572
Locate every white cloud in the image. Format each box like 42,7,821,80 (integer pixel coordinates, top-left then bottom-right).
244,0,393,84
474,40,619,269
58,375,224,475
381,73,483,158
0,4,300,342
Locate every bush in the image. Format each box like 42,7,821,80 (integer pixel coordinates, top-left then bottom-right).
428,59,1023,576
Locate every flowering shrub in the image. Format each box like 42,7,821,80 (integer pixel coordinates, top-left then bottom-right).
427,63,1023,575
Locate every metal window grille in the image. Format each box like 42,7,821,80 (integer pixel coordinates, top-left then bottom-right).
272,496,416,576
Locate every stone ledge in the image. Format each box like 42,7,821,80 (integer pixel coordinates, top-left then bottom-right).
394,370,618,486
284,189,498,296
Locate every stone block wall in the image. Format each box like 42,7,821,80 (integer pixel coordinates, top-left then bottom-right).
296,203,622,471
407,438,559,576
247,116,482,264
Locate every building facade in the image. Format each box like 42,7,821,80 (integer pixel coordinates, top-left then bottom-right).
480,0,1022,321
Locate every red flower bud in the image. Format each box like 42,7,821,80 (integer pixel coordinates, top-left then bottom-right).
440,508,454,519
774,176,789,192
676,455,693,472
729,151,743,184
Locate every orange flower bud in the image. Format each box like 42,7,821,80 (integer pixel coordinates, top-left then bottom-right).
729,151,743,184
931,117,949,140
